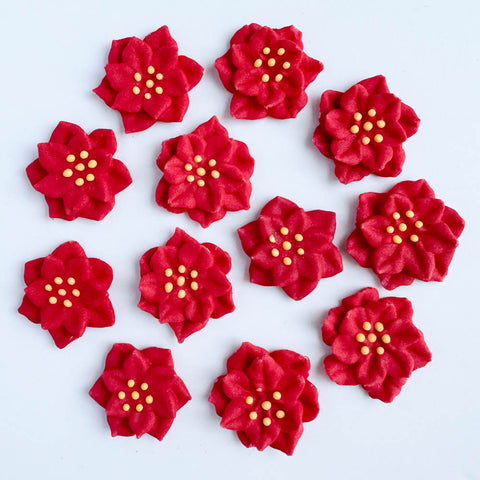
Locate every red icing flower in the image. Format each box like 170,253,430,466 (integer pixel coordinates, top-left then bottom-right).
313,75,420,184
237,197,343,300
215,24,323,119
89,343,190,441
155,116,255,227
138,228,235,342
94,26,203,133
347,179,465,290
322,288,431,402
18,241,115,348
26,122,132,221
209,342,319,455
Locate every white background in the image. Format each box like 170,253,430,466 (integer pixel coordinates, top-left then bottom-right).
1,0,479,479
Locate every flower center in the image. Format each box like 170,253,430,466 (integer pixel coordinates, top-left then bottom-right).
268,226,305,266
44,276,80,308
63,151,97,186
355,321,391,355
132,65,164,99
183,155,220,187
118,379,154,413
253,46,291,83
349,109,386,145
244,390,285,427
163,265,199,298
385,210,423,244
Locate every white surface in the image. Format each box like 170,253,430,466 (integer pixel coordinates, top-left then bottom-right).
1,0,479,479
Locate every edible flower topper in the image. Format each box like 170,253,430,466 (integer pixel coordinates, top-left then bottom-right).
89,343,191,441
347,179,465,290
237,196,343,300
215,23,323,119
94,26,204,133
322,288,431,402
18,241,115,348
209,342,319,455
313,75,420,183
155,116,255,227
26,121,132,221
138,228,235,342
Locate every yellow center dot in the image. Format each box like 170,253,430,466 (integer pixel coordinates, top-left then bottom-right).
406,210,415,218
146,79,154,88
66,154,76,162
362,137,370,145
271,248,280,257
367,333,377,342
136,404,143,412
249,412,258,420
263,47,270,54
363,321,372,331
377,120,386,128
67,277,75,285
58,289,66,296
374,322,384,332
272,391,281,400
156,73,164,80
363,122,373,131
132,86,140,95
72,289,80,297
131,391,140,400
353,112,362,121
164,282,173,293
382,334,391,344
294,234,303,241
165,268,173,277
184,164,193,171
144,93,151,99
269,235,276,243
196,167,206,176
134,72,142,81
368,109,376,117
360,346,370,355
392,235,403,244
276,410,285,419
190,270,198,278
145,395,153,404
263,418,272,427
177,276,186,287
386,226,395,234
356,333,366,342
87,160,97,168
350,125,360,134
45,284,52,292
147,65,155,74
49,297,57,304
191,281,199,291
283,257,292,266
80,151,88,159
155,86,163,94
282,241,291,250
415,221,424,228
261,74,270,82
123,404,130,412
254,58,262,67
275,74,283,82
267,58,276,67
245,396,254,405
283,62,291,69
63,169,73,178
86,174,95,182
374,134,384,143
194,155,202,163
256,388,262,392
410,234,419,242
376,347,385,355
399,223,407,232
75,178,84,187
54,277,63,285
277,48,285,55
118,391,125,400
127,379,135,388
208,159,217,167
178,265,186,273
141,382,149,392
280,227,289,235
75,163,85,171
197,179,205,187
63,299,72,308
297,248,304,255
211,170,220,179
261,401,272,410
186,175,195,182
393,212,401,220
178,289,186,299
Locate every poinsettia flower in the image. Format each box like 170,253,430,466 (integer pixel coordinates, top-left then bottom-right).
89,343,190,440
155,116,255,227
138,228,235,342
215,23,323,119
347,179,465,290
322,287,431,402
237,196,343,300
94,26,203,133
26,121,132,221
209,342,319,455
313,75,420,183
18,241,115,348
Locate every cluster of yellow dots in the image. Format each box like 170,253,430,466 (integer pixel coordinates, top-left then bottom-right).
44,276,80,308
386,210,423,244
184,154,220,188
163,264,199,299
355,321,391,356
269,227,304,266
118,379,154,413
245,389,285,427
350,109,386,145
132,66,164,99
253,46,291,83
62,151,97,186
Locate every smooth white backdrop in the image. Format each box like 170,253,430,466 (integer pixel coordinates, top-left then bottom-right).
1,1,479,479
